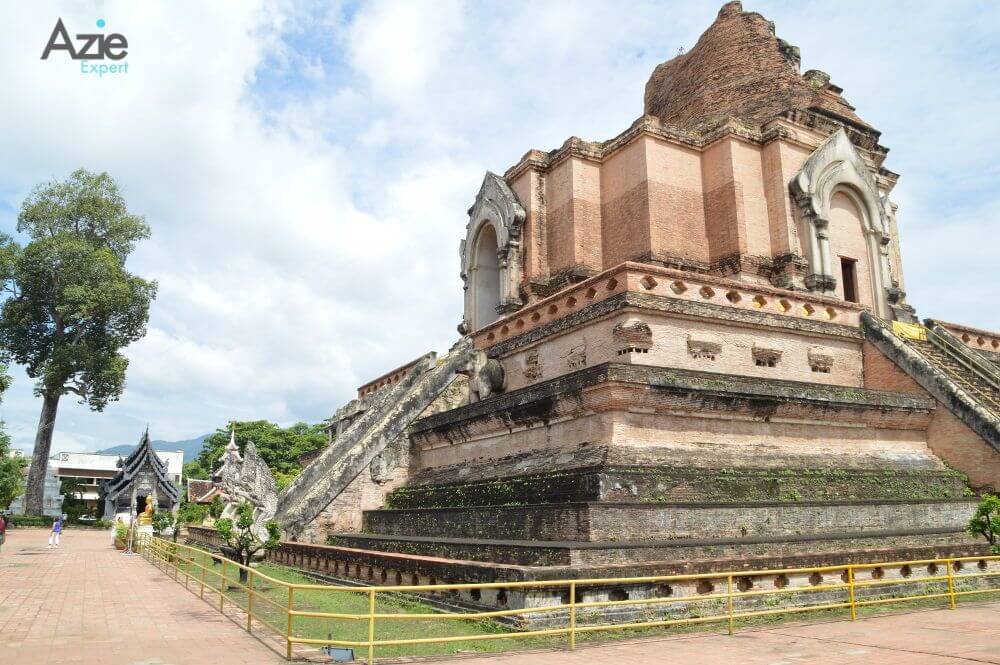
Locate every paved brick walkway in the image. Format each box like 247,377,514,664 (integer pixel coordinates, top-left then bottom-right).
0,527,288,664
1,527,998,664
423,602,1000,665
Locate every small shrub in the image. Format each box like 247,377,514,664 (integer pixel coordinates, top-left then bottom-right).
968,494,1000,553
114,521,129,548
7,514,50,528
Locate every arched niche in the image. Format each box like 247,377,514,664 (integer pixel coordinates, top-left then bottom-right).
790,129,893,319
459,172,527,333
827,187,876,309
469,224,501,330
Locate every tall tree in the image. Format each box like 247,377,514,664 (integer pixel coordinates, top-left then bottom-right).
0,365,25,509
185,420,327,490
0,169,157,514
0,429,25,510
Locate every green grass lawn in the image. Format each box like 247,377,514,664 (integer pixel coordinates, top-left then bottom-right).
149,541,999,661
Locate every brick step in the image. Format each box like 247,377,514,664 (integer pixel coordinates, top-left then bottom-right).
361,498,977,543
327,527,984,567
272,535,994,587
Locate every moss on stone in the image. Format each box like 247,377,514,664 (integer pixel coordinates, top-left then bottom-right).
385,467,969,509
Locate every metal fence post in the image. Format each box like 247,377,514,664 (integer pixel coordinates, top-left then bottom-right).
727,575,734,636
848,566,857,621
286,586,294,661
200,561,206,599
569,582,577,651
247,571,254,633
220,562,226,612
368,588,377,665
946,559,956,609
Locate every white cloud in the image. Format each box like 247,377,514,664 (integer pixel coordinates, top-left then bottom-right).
0,1,997,455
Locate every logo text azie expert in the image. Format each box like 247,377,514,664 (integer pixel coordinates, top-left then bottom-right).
41,18,129,76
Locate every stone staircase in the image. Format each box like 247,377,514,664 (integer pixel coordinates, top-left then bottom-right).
903,336,1000,417
274,338,475,537
861,312,1000,458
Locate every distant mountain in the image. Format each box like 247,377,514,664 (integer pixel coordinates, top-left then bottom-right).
98,434,209,463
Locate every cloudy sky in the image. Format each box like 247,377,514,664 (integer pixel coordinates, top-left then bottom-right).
0,1,998,454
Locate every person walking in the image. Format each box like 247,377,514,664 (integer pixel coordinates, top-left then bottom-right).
47,515,62,549
0,513,6,553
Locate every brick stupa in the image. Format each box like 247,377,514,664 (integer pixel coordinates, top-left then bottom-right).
208,1,1000,618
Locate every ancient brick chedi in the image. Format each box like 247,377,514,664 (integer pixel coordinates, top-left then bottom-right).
255,2,1000,605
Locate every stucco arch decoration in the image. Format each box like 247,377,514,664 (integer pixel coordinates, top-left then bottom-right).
459,172,527,333
790,129,894,319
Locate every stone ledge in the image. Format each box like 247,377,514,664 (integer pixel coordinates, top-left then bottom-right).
411,362,934,435
333,525,971,551
375,496,976,514
392,465,966,507
274,537,992,584
360,499,977,545
326,529,985,567
483,290,862,357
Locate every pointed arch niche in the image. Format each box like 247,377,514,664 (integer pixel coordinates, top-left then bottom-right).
790,129,893,319
460,172,526,333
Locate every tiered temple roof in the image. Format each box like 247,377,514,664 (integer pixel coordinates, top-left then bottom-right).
103,428,179,507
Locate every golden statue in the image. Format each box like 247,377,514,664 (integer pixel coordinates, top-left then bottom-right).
138,496,154,525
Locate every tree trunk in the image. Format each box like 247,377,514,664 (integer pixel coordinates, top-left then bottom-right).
24,392,60,515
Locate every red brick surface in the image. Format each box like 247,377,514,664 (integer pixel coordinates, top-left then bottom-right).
864,341,1000,487
643,1,869,133
0,528,290,664
421,602,1000,665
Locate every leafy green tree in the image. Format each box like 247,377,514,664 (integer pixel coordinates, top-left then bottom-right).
0,435,25,512
151,510,180,543
0,169,157,514
177,499,208,525
969,494,1000,553
0,365,24,510
215,502,280,584
59,477,88,520
274,470,300,492
195,420,326,480
183,459,210,481
208,494,224,519
0,436,25,510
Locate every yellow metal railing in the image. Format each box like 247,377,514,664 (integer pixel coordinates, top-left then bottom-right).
136,534,1000,664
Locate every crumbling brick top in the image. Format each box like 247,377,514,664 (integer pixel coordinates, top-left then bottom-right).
644,1,872,135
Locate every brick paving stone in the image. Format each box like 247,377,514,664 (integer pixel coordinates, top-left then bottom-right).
415,601,1000,665
0,528,289,665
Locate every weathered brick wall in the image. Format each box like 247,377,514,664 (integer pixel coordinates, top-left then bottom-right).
362,499,976,543
411,364,938,475
332,530,984,569
303,436,409,542
185,525,222,549
863,341,1000,489
273,535,994,589
390,466,964,509
499,303,864,393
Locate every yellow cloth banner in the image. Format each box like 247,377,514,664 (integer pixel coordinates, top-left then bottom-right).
892,320,927,341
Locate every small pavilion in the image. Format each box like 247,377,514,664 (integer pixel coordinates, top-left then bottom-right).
102,429,180,521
